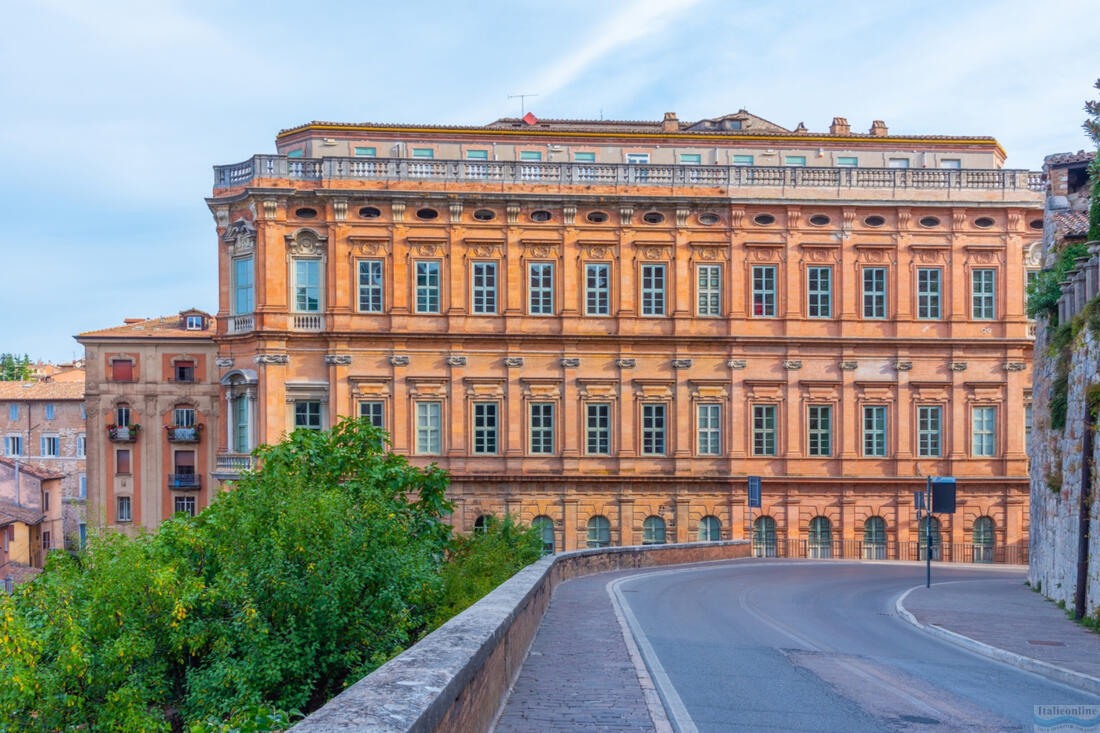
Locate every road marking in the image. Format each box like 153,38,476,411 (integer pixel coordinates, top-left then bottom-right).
609,575,698,733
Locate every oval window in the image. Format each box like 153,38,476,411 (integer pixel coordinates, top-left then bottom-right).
642,211,665,224
531,210,552,222
1029,219,1043,230
864,215,886,227
809,214,830,226
918,216,941,227
974,216,995,228
473,209,496,221
416,208,439,220
698,213,720,226
587,211,609,223
358,206,381,219
753,213,776,226
294,207,318,219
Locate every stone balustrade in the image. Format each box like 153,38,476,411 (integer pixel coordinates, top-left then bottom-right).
290,540,750,733
1057,242,1100,324
215,155,1042,198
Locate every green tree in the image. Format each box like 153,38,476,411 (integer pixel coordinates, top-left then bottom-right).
0,353,32,381
1083,78,1100,241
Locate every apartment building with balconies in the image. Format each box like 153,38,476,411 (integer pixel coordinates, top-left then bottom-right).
208,110,1043,558
76,310,220,531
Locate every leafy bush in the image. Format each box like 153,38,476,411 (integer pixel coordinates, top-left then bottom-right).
431,515,543,628
1028,242,1092,322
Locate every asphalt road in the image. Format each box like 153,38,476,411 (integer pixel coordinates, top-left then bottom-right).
614,560,1100,732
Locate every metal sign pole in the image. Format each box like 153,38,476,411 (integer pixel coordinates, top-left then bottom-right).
926,475,932,589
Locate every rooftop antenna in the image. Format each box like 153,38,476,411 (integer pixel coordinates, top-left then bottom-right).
508,93,538,117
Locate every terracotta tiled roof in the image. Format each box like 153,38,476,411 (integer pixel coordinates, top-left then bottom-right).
276,116,998,142
0,380,83,401
1,562,42,584
0,500,46,526
1045,150,1096,167
77,312,216,340
1052,210,1091,237
0,456,66,480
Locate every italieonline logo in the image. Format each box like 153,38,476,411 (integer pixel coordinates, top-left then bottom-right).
1035,706,1100,731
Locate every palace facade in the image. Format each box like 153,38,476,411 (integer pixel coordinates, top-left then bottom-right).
207,110,1043,558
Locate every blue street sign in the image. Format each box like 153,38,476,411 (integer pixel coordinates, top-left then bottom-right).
748,476,762,508
931,477,957,514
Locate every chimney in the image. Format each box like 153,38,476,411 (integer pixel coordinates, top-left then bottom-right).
662,112,679,132
829,117,851,135
794,122,808,133
869,120,888,137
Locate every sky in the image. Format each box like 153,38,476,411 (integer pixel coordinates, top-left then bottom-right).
1,0,1097,363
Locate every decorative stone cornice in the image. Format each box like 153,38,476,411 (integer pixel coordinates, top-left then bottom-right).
839,361,858,371
254,354,288,365
504,357,524,368
215,357,235,369
727,359,747,370
324,354,352,366
672,359,693,369
949,361,968,372
1004,361,1027,372
390,355,410,367
561,358,580,368
446,355,468,367
783,360,803,370
895,360,913,371
616,358,636,369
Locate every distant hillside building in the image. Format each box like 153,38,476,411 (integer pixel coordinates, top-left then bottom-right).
0,456,62,587
76,310,220,532
204,110,1043,558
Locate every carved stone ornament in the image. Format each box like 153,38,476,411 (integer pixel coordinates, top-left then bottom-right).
222,218,257,256
506,203,520,225
583,245,610,259
447,355,468,367
642,246,670,260
505,357,525,368
563,205,577,226
695,246,722,261
286,228,327,256
333,199,347,222
390,355,410,367
212,206,230,228
676,208,690,227
561,358,580,368
727,359,747,369
952,209,966,230
262,199,278,219
783,360,803,370
620,207,634,225
1024,241,1042,268
839,361,858,371
672,359,693,369
616,358,637,369
895,360,913,371
949,361,968,372
254,354,289,365
1004,361,1027,372
215,357,235,368
353,240,389,256
324,354,352,366
450,201,463,221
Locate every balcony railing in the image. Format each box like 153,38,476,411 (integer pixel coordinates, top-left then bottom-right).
215,453,253,474
168,473,200,490
107,426,138,442
228,314,254,334
166,425,201,443
291,313,324,331
215,155,1043,194
750,539,1027,564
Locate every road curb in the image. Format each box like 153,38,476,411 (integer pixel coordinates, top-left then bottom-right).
895,585,1100,697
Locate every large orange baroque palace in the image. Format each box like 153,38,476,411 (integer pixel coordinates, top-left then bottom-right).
205,110,1043,558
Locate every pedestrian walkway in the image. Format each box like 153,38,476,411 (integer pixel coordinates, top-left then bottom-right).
901,577,1100,680
495,572,657,732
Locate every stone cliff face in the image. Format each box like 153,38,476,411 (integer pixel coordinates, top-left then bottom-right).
1029,293,1100,614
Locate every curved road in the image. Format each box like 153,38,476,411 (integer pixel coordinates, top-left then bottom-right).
614,560,1100,732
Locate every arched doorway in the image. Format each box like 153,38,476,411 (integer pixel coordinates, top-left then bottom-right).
972,516,994,563
808,516,832,558
753,516,777,557
531,515,555,554
863,517,887,560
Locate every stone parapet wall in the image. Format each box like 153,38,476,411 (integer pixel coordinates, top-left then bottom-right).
291,540,750,733
1029,320,1100,614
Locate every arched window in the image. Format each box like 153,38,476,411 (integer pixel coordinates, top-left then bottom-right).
809,516,832,558
753,516,777,557
863,517,887,560
586,515,611,548
973,516,995,563
642,515,666,545
698,515,721,542
531,515,555,554
473,514,493,534
918,516,942,561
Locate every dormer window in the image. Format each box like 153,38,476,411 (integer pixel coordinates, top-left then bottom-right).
185,315,203,330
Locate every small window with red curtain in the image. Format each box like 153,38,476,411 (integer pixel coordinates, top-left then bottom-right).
111,360,134,382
